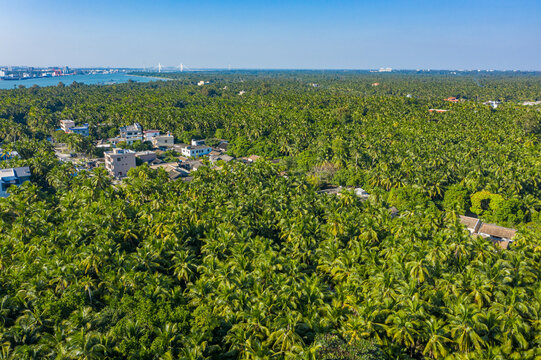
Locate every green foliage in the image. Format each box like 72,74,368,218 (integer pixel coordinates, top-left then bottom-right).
519,112,541,134
118,140,153,152
443,184,470,214
492,197,527,226
316,334,383,360
162,149,179,162
470,190,504,217
0,71,540,359
388,185,431,211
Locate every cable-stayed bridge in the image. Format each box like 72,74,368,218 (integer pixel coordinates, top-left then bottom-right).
144,63,197,72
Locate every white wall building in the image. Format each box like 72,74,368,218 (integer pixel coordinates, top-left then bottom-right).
152,134,174,148
181,145,212,158
119,123,143,145
143,130,160,141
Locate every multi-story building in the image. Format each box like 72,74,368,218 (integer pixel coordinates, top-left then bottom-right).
0,167,31,197
104,148,136,178
119,123,143,144
60,120,75,132
152,134,174,149
143,130,160,141
59,120,89,136
181,144,212,158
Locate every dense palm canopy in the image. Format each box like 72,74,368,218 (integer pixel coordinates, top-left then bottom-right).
0,71,540,359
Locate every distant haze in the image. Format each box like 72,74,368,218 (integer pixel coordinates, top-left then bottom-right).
1,0,540,70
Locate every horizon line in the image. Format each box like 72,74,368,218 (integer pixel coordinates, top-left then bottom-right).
2,66,541,72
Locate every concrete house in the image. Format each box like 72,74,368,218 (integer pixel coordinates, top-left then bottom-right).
60,120,75,132
60,120,89,136
70,124,89,137
318,187,370,201
135,151,157,163
143,130,160,141
214,140,229,152
150,162,190,180
152,134,174,149
0,167,31,197
104,148,136,178
181,144,212,158
119,123,143,145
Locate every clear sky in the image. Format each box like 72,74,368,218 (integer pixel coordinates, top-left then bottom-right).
1,0,540,70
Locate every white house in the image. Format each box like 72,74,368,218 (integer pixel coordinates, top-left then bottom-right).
143,130,160,141
181,145,212,158
119,123,143,145
152,134,174,149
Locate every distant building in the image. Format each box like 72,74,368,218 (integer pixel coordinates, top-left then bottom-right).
0,167,31,197
59,120,89,136
181,144,212,158
191,139,206,146
210,154,234,163
135,151,157,163
0,149,19,161
318,186,370,201
216,142,229,152
152,134,174,149
483,101,500,109
70,124,89,137
143,130,160,141
150,162,190,180
444,97,460,102
522,101,541,106
119,123,143,145
104,148,136,178
459,215,516,249
428,109,449,113
60,120,75,132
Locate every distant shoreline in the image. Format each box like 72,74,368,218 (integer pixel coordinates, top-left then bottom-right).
128,74,175,81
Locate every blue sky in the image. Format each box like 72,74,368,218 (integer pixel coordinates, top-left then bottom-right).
1,0,540,69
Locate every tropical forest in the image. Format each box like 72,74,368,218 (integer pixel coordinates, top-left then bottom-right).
0,71,540,359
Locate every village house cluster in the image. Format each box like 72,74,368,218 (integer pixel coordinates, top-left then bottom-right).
1,120,521,252
53,121,238,180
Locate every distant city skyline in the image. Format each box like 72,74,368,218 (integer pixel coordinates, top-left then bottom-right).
1,0,540,70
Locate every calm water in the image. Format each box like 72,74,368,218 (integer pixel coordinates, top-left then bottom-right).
0,73,167,90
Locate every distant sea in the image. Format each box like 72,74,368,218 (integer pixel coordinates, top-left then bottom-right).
0,73,167,90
